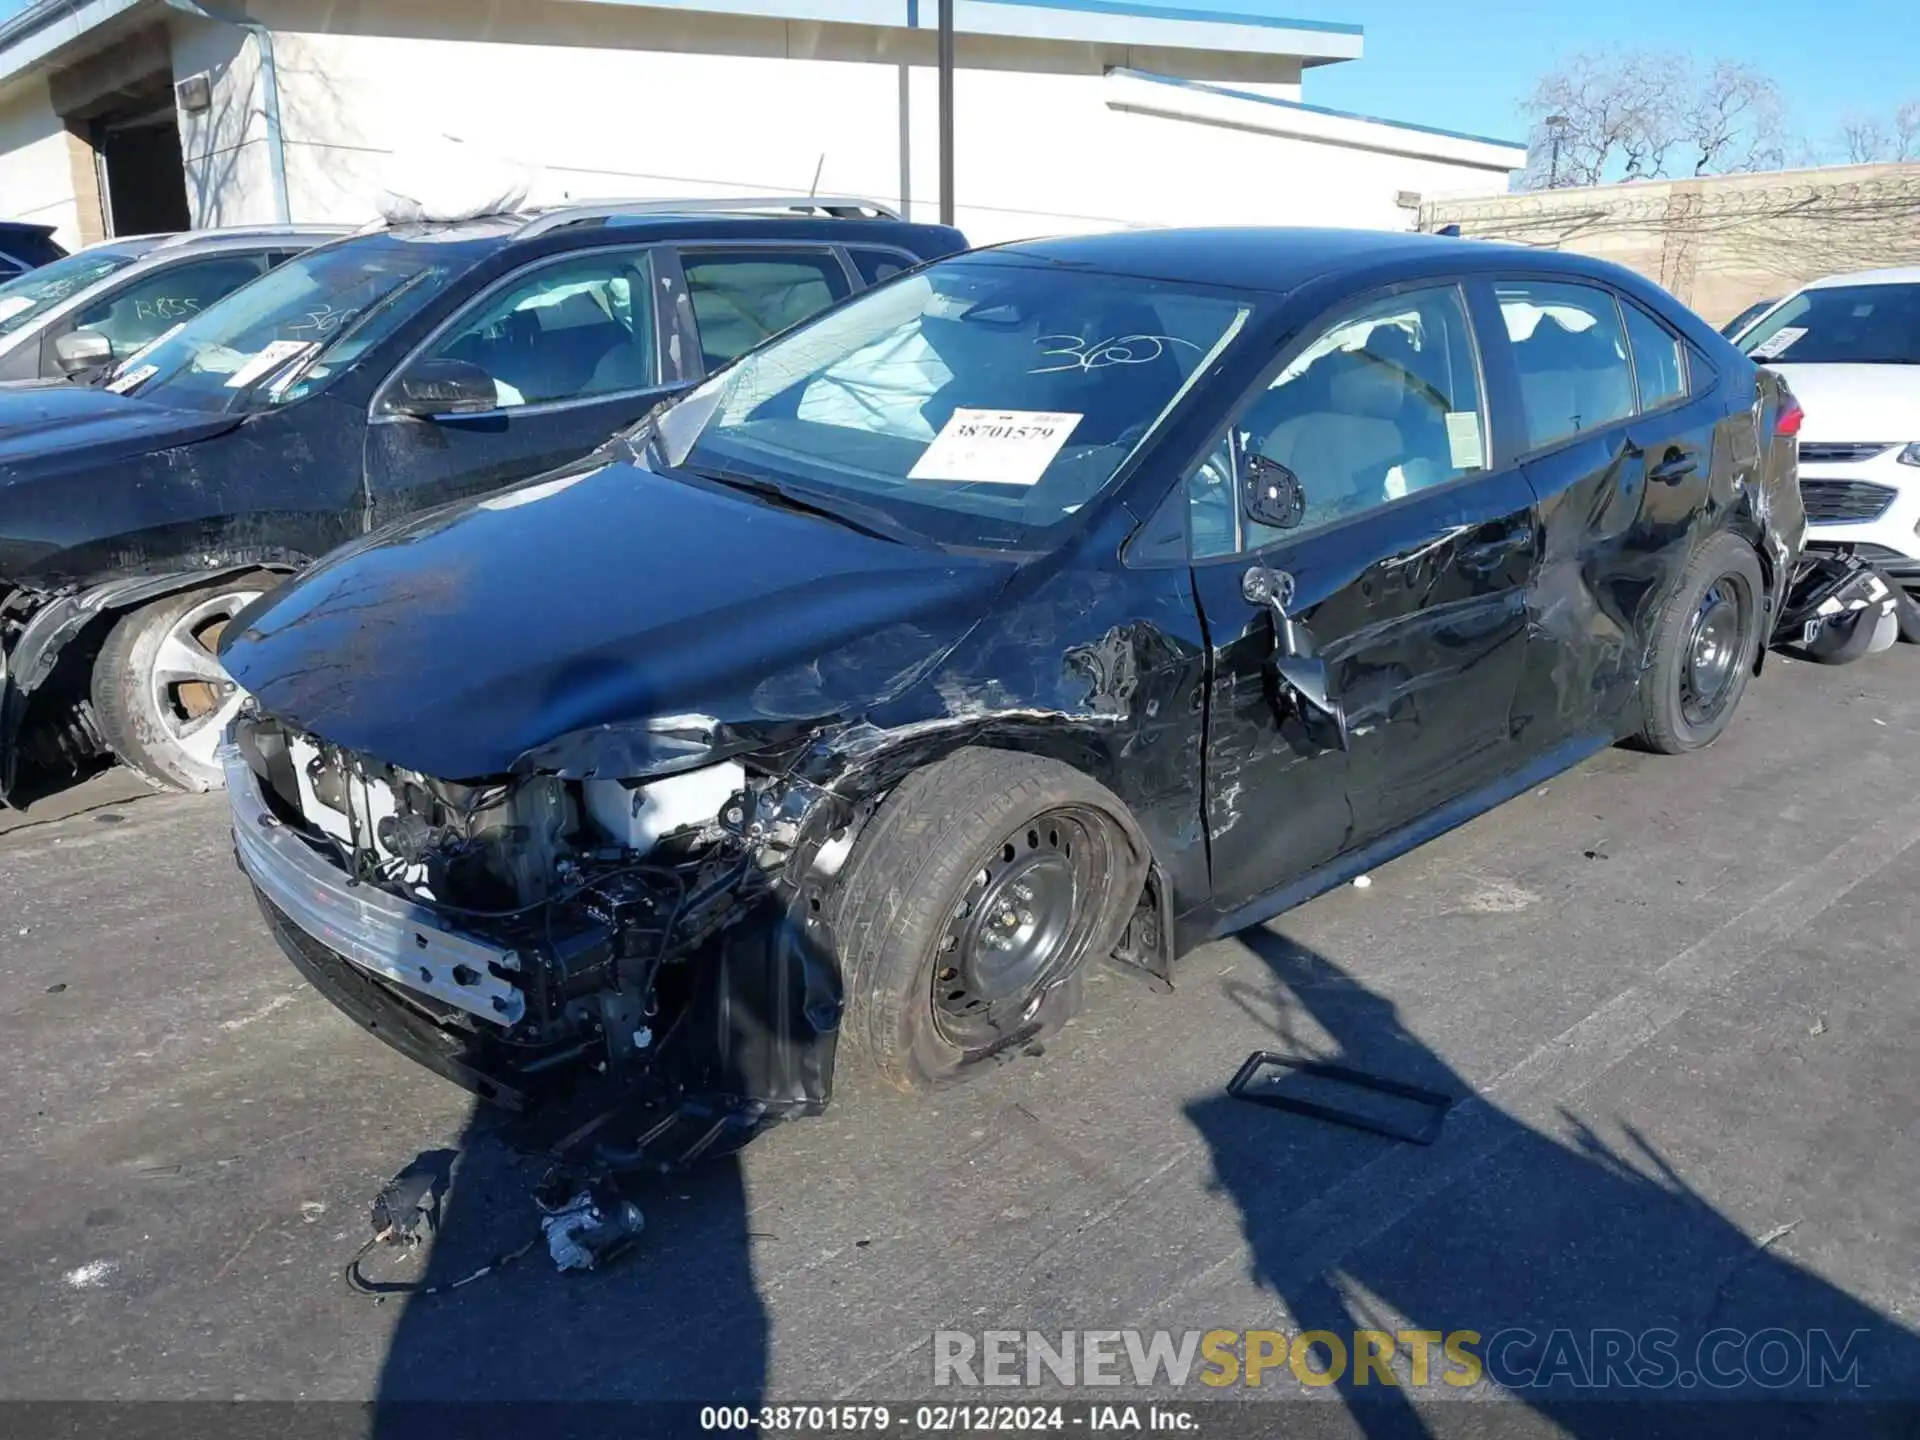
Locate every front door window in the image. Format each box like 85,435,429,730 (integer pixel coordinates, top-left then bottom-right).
1191,285,1488,559
418,249,658,409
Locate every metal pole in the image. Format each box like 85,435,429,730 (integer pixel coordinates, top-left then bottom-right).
938,0,955,226
1545,114,1568,190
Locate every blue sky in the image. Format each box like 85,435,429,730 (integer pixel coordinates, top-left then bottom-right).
1253,0,1920,153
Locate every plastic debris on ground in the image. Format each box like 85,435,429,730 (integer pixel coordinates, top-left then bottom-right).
374,134,537,224
1352,874,1372,889
539,1181,646,1273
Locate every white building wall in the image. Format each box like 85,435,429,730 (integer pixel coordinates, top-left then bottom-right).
164,0,1513,246
0,78,84,248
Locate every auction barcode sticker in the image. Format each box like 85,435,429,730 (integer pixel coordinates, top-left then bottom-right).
224,338,316,390
1747,326,1805,360
908,408,1082,486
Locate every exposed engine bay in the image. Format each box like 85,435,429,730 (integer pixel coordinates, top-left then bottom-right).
231,710,854,1129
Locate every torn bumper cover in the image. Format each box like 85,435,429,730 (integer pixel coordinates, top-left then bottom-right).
222,730,844,1123
1771,549,1899,654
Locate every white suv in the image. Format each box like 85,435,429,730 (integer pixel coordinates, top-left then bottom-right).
1734,268,1920,615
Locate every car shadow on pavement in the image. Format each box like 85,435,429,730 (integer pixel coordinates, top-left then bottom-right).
364,1100,767,1420
1184,928,1920,1438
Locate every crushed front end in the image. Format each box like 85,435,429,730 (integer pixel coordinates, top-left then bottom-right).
225,709,848,1138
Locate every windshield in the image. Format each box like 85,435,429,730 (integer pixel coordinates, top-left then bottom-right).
110,241,465,410
659,257,1253,550
0,248,144,339
1738,283,1920,365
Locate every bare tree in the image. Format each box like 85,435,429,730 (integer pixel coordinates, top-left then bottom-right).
1836,99,1920,163
1520,51,1792,189
1522,50,1680,188
1683,61,1788,174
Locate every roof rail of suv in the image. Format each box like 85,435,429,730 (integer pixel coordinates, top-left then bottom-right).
148,224,355,250
515,195,903,239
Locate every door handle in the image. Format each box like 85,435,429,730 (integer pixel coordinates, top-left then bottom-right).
1649,449,1698,484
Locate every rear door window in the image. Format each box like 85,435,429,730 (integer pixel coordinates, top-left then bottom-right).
1621,300,1688,411
1496,281,1636,450
849,248,916,288
678,249,852,369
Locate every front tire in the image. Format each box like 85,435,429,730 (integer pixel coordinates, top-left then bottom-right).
831,748,1147,1093
91,576,275,792
1636,533,1764,754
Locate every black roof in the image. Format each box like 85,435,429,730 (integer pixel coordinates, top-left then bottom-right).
980,226,1616,296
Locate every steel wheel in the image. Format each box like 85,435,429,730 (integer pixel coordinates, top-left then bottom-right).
932,811,1098,1050
1678,574,1751,728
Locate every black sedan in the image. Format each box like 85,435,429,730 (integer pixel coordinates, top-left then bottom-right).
220,228,1810,1140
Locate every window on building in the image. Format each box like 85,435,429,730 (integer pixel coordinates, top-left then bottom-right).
1190,284,1487,558
1497,281,1636,450
421,249,657,408
680,250,852,370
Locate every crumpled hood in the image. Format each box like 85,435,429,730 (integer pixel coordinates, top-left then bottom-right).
0,379,242,482
222,452,1017,780
1764,363,1920,445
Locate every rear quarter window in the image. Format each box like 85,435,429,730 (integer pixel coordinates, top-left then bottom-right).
850,248,916,288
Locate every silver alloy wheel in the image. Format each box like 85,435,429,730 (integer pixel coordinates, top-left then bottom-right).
141,587,261,788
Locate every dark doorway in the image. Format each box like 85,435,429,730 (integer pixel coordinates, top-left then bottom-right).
95,102,190,235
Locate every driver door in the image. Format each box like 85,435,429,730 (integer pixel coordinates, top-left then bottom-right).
363,246,685,526
1186,282,1540,912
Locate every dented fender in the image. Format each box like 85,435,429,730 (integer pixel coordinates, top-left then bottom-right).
0,562,296,800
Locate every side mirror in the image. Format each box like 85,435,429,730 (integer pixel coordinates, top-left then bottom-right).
1241,452,1306,531
387,357,499,418
1273,655,1349,749
54,329,114,380
1242,564,1348,749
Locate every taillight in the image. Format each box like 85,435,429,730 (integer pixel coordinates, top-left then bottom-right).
1775,400,1804,438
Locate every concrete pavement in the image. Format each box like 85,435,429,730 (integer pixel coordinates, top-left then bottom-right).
1,650,1915,1427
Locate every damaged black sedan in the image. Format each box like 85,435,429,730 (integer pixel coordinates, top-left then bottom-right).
220,228,1811,1136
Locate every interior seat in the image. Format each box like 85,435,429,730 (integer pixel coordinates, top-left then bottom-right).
1253,348,1406,527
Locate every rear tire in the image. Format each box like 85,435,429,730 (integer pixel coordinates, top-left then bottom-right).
831,747,1147,1093
1636,533,1763,755
91,575,276,793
